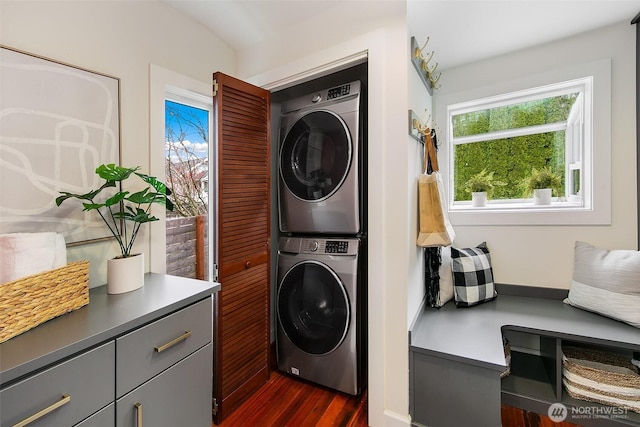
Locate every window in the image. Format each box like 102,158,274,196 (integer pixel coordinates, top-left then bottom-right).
164,89,214,281
149,65,218,277
449,78,590,210
165,96,211,215
440,58,611,226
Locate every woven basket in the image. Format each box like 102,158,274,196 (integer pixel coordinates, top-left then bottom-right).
562,346,640,413
0,261,89,343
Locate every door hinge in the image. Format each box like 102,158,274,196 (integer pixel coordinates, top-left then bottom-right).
212,79,218,97
213,263,219,282
212,398,219,416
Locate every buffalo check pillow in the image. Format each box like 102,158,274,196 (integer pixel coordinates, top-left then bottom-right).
451,242,497,307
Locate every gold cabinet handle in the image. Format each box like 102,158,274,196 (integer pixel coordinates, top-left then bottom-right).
13,394,71,427
134,402,143,427
154,331,192,353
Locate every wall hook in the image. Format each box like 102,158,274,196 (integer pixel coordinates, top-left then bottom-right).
421,52,434,70
429,72,441,86
410,36,442,94
415,37,430,59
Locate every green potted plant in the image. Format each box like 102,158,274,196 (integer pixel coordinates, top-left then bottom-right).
463,169,504,207
519,166,563,205
56,164,173,293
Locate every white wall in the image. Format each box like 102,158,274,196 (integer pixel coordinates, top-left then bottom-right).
434,21,637,289
406,8,434,330
0,0,236,286
241,5,415,427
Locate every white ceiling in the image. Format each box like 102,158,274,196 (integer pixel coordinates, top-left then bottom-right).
163,0,640,70
412,1,640,70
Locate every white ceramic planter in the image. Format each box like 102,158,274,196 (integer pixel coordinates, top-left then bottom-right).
107,253,144,294
472,192,487,207
533,188,552,205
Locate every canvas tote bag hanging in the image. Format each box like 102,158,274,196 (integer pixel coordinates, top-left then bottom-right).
416,131,455,247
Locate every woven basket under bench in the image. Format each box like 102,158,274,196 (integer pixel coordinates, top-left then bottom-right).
563,345,640,414
0,261,90,343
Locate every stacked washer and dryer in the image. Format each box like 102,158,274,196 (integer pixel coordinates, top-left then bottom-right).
276,80,366,396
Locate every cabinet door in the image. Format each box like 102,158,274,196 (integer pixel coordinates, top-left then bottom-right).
213,72,271,422
1,342,114,427
116,298,212,398
75,404,114,427
116,343,212,427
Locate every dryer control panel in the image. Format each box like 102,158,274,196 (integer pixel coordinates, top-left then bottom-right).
280,80,360,115
327,84,351,100
324,240,349,253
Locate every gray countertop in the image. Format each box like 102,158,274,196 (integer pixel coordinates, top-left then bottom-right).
0,273,220,385
410,294,640,371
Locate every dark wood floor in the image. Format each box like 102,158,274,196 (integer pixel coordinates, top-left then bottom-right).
213,370,583,427
215,370,368,427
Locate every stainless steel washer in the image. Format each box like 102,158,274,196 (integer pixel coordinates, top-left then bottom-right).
278,81,362,234
276,236,362,395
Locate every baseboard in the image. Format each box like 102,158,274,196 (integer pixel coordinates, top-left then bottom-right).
384,409,412,427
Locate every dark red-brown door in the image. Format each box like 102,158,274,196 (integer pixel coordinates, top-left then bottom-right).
212,72,270,423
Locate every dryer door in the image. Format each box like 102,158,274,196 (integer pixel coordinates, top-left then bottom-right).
279,110,352,202
277,260,350,355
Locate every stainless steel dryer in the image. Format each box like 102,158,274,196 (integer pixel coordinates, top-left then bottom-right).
276,236,362,395
278,81,362,234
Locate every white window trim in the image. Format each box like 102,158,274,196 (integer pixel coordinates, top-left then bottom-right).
449,77,590,210
453,121,568,146
149,64,213,276
437,58,611,226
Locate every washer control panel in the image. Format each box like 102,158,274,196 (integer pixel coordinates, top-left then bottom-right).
296,238,357,255
325,240,349,254
301,239,324,253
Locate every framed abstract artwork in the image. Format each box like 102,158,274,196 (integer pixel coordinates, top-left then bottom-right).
0,46,121,245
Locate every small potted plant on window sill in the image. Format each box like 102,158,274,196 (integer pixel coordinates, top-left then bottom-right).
463,169,505,207
56,164,173,294
520,166,562,205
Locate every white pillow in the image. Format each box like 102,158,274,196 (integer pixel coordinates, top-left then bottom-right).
425,246,454,308
436,246,454,307
564,241,640,328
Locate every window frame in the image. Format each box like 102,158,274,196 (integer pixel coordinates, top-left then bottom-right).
149,64,215,278
437,58,611,226
449,78,591,210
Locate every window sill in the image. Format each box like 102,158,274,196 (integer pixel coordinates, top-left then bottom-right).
451,199,582,212
449,200,610,226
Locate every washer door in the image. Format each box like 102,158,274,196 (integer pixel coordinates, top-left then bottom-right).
280,110,352,201
277,260,350,355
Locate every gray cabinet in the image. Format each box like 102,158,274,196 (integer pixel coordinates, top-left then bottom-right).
115,345,212,427
75,405,115,427
411,352,501,427
502,336,640,427
0,274,219,427
115,298,212,398
1,342,115,427
115,298,213,426
410,294,640,427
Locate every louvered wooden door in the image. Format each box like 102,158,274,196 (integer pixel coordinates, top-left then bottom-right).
212,72,270,423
